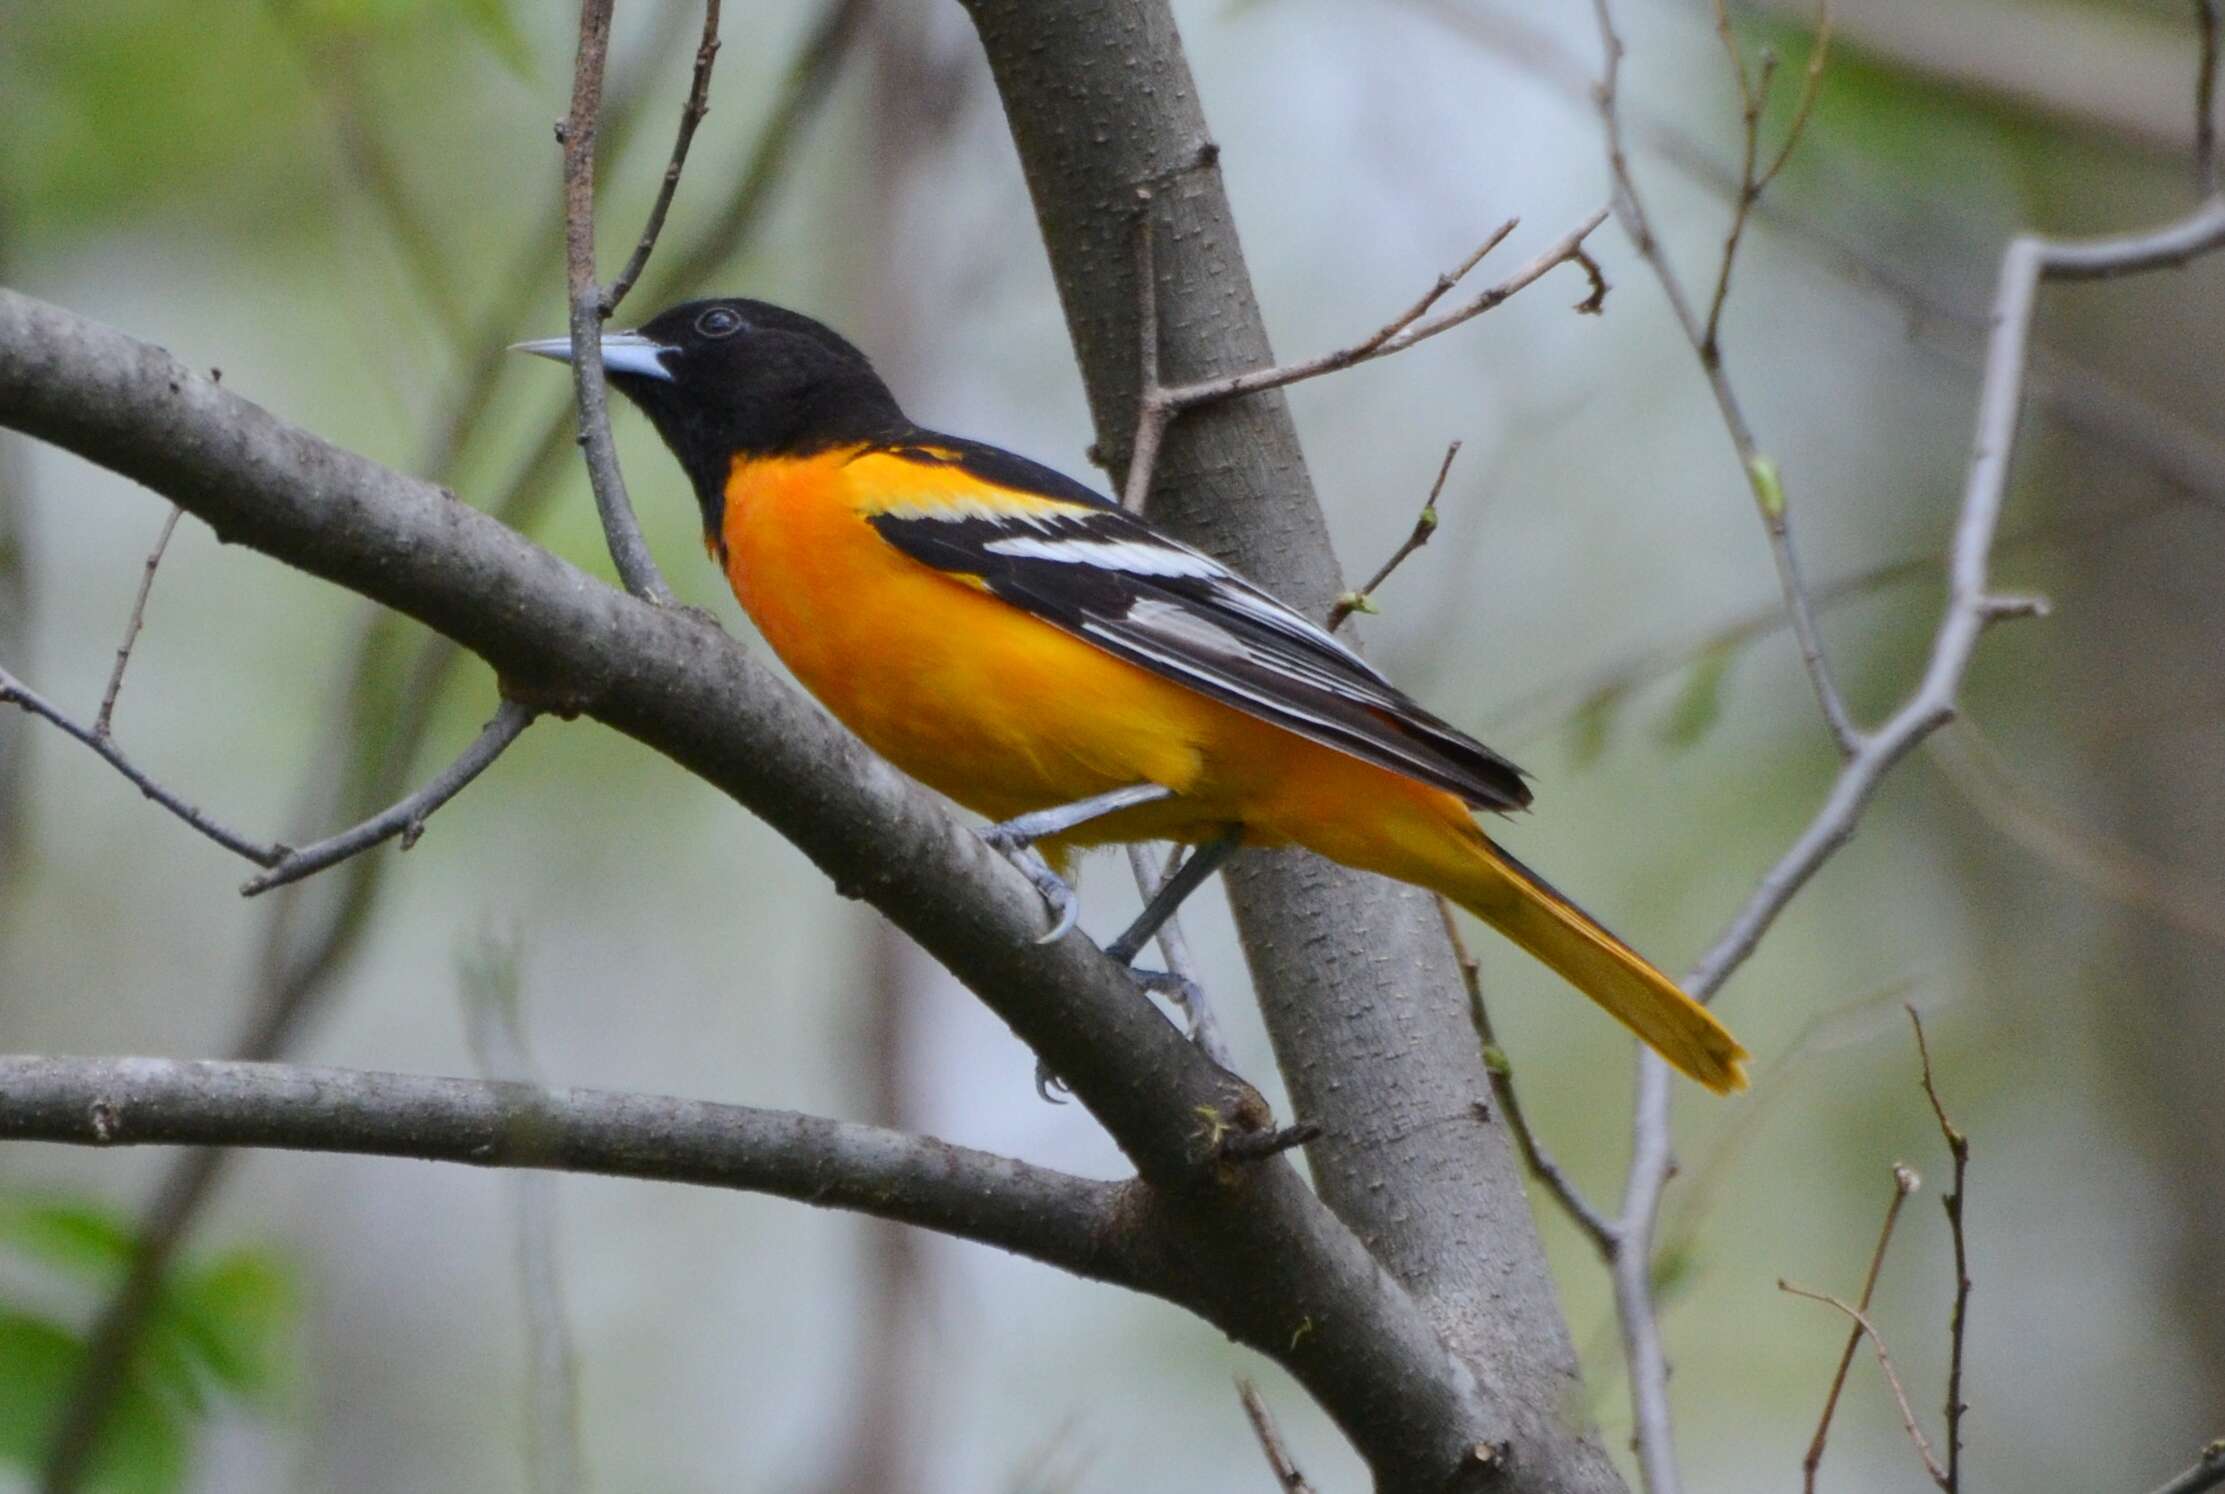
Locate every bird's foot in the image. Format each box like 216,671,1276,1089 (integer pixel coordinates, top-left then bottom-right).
1130,966,1236,1072
978,822,1081,944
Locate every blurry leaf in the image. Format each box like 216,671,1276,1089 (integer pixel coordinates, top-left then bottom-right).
1649,1241,1698,1307
0,1313,189,1494
1654,644,1734,752
162,1251,299,1403
456,0,536,80
0,1199,137,1283
1567,685,1625,771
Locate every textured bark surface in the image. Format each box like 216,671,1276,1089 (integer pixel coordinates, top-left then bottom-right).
960,4,1624,1490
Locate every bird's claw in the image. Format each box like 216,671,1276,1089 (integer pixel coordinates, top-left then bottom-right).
1034,1059,1071,1104
980,828,1081,943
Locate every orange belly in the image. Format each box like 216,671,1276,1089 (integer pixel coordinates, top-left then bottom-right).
713,447,1483,863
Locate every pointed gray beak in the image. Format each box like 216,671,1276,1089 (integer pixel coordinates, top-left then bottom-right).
510,330,677,382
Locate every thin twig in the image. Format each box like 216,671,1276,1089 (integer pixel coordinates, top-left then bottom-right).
1327,441,1462,629
561,0,677,606
1,662,283,866
1800,1164,1921,1493
1592,0,1859,761
2147,1441,2225,1494
458,937,586,1494
242,699,537,896
94,505,181,739
1159,212,1603,413
1441,897,1619,1255
1779,1280,1948,1486
602,0,723,317
1122,193,1172,514
1908,1006,1970,1493
1236,1378,1317,1493
1123,843,1234,1070
1700,0,1833,353
2200,0,2222,197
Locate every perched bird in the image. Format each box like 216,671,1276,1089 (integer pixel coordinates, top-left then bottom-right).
516,299,1749,1093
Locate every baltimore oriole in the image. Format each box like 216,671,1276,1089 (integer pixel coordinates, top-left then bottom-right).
518,299,1750,1093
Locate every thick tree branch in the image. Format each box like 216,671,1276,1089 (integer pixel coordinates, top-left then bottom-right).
0,287,1499,1491
0,1055,1138,1285
961,3,1624,1489
33,14,871,1478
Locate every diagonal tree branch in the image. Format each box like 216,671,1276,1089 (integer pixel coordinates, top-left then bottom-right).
0,286,1508,1492
32,12,872,1480
1607,190,2225,1494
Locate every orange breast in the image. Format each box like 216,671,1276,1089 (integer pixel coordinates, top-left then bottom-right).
718,449,1233,829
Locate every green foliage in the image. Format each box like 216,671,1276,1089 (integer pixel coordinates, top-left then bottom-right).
0,0,535,234
0,1196,299,1493
1654,643,1735,753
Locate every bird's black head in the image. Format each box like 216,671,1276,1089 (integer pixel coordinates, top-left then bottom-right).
515,297,907,539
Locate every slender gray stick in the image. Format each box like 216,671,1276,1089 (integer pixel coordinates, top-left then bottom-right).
1590,0,1859,759
601,0,723,316
1608,191,2225,1494
0,661,283,865
95,505,181,739
242,699,537,896
561,0,676,606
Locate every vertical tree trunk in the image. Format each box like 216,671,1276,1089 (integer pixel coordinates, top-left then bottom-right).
958,4,1626,1489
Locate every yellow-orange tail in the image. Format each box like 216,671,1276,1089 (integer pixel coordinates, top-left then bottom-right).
1445,838,1749,1093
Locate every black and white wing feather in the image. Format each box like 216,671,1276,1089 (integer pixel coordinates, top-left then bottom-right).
864,438,1530,812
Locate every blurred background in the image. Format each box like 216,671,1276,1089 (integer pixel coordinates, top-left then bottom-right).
3,0,2222,1489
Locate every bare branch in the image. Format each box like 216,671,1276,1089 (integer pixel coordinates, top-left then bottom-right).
1123,843,1234,1070
1779,1281,1947,1487
1700,0,1833,352
242,699,538,896
1159,211,1604,412
1599,145,2225,1494
1121,194,1172,514
0,661,284,866
1590,0,1859,759
1800,1164,1921,1493
561,0,676,605
1440,897,1618,1256
0,1054,1137,1284
601,0,723,317
0,286,1524,1489
1907,1007,1971,1492
2147,1441,2225,1494
27,11,871,1481
2200,0,2221,197
1327,441,1461,629
1236,1379,1318,1494
95,504,180,738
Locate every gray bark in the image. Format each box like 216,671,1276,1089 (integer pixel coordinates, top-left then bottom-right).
959,4,1624,1489
0,285,1503,1490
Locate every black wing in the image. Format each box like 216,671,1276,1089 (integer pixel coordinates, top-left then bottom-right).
862,438,1530,812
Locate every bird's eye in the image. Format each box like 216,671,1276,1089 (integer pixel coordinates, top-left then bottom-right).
695,307,744,339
